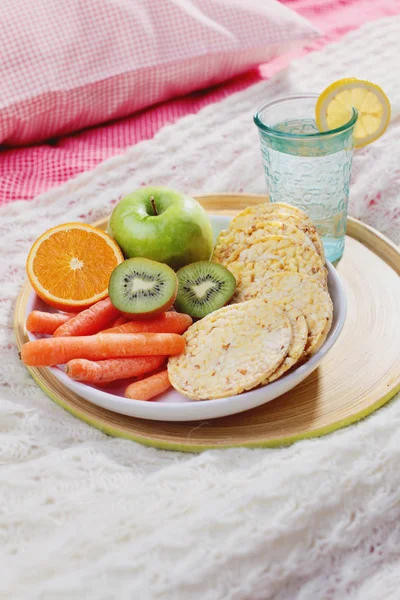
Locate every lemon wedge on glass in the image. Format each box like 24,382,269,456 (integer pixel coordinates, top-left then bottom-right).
315,78,391,148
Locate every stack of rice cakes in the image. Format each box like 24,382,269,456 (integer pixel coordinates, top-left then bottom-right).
168,202,333,400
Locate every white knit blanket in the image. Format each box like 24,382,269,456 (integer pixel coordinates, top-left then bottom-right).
1,17,400,600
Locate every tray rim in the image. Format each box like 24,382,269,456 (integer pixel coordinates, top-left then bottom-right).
14,194,400,452
16,358,400,452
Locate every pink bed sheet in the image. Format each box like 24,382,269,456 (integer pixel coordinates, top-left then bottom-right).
1,0,400,205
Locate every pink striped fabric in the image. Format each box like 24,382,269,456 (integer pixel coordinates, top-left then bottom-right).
1,0,400,205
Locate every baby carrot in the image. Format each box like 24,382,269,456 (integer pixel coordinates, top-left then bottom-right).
101,312,193,335
26,311,75,335
66,355,166,384
53,297,119,337
125,369,171,400
110,315,128,328
21,333,185,366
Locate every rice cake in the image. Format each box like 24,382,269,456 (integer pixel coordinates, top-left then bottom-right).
168,299,292,400
233,272,333,357
230,202,310,231
227,235,326,295
213,221,317,266
231,202,309,229
266,313,308,382
228,202,325,262
263,212,325,262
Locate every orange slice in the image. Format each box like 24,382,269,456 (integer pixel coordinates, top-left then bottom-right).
26,223,124,310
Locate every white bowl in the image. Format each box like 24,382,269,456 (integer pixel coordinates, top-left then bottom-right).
26,214,347,422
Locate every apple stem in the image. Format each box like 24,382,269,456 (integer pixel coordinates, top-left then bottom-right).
150,196,158,216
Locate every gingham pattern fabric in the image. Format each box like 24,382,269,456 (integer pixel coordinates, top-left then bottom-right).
1,0,400,205
0,0,317,146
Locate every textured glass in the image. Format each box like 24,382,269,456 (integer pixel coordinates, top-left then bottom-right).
254,95,356,263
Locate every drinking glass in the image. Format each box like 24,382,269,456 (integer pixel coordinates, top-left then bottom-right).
254,94,357,263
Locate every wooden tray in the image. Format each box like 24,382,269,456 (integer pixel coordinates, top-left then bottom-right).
14,194,400,452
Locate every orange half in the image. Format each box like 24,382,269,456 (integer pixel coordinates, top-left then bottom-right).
26,223,124,310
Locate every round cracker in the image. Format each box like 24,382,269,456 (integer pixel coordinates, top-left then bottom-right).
310,307,334,356
213,221,316,266
227,235,326,295
230,202,309,231
167,300,292,400
233,272,333,357
263,212,325,262
228,202,325,262
266,313,308,383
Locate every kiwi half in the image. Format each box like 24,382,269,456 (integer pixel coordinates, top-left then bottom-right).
175,261,236,319
109,257,178,317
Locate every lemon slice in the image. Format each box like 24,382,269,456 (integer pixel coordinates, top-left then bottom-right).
315,78,391,148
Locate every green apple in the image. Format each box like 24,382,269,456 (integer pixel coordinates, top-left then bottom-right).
108,186,214,270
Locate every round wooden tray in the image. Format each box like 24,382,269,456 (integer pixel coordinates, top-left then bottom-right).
14,194,400,452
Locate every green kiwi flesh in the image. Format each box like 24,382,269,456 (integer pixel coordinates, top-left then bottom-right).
175,261,236,319
108,257,178,316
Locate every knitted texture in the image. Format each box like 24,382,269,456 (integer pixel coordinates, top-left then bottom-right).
1,17,400,600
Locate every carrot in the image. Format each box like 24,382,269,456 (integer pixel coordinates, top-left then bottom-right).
110,315,128,328
101,312,193,335
26,311,75,335
21,333,185,366
65,355,166,384
53,297,119,337
125,369,171,400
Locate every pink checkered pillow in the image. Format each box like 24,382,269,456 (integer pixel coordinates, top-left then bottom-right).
0,0,318,146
